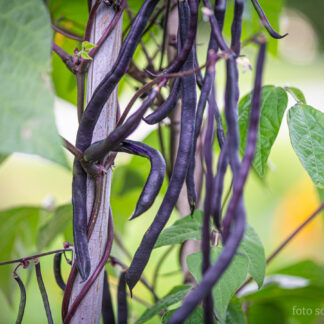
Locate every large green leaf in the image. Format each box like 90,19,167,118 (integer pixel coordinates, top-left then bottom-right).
162,307,204,324
238,85,288,177
154,210,203,249
239,224,266,288
187,248,248,324
0,0,68,168
288,104,324,188
37,204,72,251
135,285,191,324
0,207,45,304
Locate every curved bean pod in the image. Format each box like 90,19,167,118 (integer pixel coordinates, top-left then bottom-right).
54,252,66,291
84,86,162,162
117,271,128,324
76,0,159,152
102,271,116,324
35,260,54,324
13,272,26,324
251,0,288,39
125,1,197,292
144,78,181,124
72,159,90,281
115,140,166,220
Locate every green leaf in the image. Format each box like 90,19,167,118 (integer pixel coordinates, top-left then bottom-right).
238,85,288,177
0,207,44,304
162,307,204,324
226,297,247,324
135,285,191,324
80,51,93,60
285,86,307,104
187,248,248,323
239,224,266,288
82,41,97,50
37,204,72,251
154,210,203,249
0,0,68,168
288,104,324,188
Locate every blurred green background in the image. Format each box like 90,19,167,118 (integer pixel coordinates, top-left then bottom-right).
1,0,324,323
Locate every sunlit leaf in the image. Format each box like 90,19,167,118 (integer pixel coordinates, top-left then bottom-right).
239,224,266,288
239,85,288,177
288,104,324,188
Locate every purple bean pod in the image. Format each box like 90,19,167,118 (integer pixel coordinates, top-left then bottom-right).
72,159,90,281
102,270,116,324
13,272,26,324
144,78,182,125
222,41,266,240
54,252,66,291
251,0,288,39
117,271,128,324
202,77,216,323
125,1,197,292
83,86,161,162
115,140,166,220
35,260,54,324
231,0,244,56
186,71,212,213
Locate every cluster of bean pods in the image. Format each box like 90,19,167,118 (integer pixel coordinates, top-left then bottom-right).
59,0,286,322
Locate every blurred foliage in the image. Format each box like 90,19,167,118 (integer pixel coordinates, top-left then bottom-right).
286,0,324,50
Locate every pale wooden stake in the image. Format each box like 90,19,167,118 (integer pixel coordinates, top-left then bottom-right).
69,3,122,323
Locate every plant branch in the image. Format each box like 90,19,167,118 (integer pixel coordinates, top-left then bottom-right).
61,136,84,160
52,42,76,73
0,248,72,266
51,22,84,42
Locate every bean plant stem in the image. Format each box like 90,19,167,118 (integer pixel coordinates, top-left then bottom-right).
0,248,72,266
